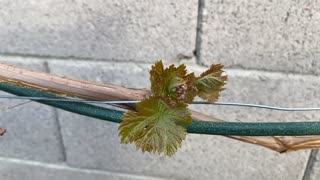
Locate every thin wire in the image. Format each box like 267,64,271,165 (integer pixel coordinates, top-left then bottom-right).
0,101,32,112
0,95,319,112
193,102,320,111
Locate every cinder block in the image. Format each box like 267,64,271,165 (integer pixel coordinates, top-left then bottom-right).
48,60,151,88
305,151,320,180
0,0,198,62
49,61,311,180
0,157,161,180
0,58,64,163
199,0,320,75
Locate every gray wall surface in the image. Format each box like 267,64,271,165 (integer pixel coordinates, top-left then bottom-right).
0,1,320,180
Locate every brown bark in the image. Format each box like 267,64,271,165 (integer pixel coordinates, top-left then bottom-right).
0,62,318,153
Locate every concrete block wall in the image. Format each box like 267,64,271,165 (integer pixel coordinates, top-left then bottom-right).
0,1,320,179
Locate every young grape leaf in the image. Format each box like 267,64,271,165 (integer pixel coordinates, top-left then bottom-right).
150,60,186,96
119,97,192,156
194,64,227,102
183,72,197,104
119,61,227,156
150,60,197,105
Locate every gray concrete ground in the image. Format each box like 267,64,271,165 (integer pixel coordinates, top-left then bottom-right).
1,1,320,179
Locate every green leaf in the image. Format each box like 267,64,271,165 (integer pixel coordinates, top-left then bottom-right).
183,72,197,104
194,64,227,102
150,60,197,105
119,61,227,156
150,60,186,96
119,97,192,156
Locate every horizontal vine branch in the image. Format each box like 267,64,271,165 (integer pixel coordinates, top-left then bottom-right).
0,62,320,153
2,82,320,136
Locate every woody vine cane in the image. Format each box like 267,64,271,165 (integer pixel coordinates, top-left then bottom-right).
0,61,320,156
